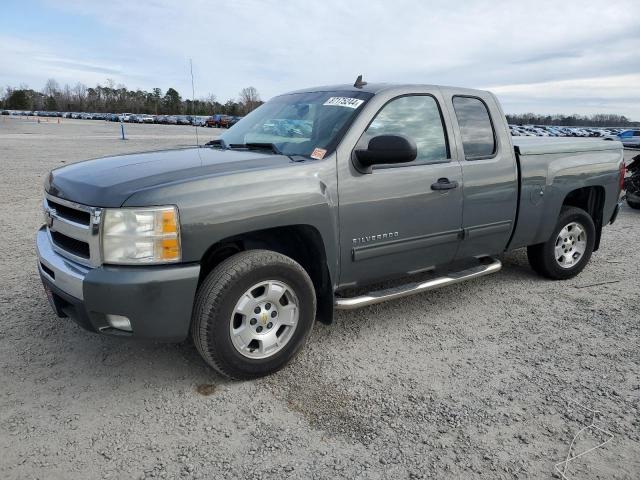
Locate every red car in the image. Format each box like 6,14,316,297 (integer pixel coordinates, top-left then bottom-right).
205,114,232,128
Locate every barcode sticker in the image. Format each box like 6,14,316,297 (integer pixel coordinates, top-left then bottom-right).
323,97,365,109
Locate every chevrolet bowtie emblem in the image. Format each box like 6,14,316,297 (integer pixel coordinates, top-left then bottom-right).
45,208,56,228
260,312,268,324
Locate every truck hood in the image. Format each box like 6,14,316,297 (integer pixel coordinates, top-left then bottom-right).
45,147,293,207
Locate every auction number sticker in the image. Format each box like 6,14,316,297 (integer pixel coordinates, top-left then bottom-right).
323,97,364,109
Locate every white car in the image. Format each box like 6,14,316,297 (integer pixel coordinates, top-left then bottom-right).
192,116,208,127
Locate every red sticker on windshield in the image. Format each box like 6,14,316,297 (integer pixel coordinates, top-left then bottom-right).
311,148,327,160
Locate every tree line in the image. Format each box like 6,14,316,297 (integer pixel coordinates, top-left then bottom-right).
2,79,638,126
506,112,638,127
0,78,263,116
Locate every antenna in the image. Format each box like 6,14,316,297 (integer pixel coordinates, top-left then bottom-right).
354,74,367,88
190,58,199,147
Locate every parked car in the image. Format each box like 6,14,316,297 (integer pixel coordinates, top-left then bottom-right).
228,116,243,127
205,114,232,128
190,116,207,126
606,129,640,148
624,154,640,209
176,115,191,125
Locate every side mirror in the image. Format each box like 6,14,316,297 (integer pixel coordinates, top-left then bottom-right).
354,134,417,172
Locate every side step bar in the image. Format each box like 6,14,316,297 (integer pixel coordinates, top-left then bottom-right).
334,257,502,310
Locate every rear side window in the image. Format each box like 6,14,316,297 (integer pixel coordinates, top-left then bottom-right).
452,96,496,160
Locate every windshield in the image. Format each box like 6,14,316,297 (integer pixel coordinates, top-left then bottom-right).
219,90,373,158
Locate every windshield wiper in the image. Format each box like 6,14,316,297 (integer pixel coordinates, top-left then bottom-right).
229,142,282,155
207,140,307,162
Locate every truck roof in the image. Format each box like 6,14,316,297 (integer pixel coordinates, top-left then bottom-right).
283,83,489,97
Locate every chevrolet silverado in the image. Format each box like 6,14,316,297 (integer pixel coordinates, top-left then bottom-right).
37,79,625,379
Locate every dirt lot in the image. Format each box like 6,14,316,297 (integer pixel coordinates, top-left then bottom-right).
0,117,638,479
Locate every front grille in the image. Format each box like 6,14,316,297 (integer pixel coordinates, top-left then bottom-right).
47,199,91,225
44,194,102,266
50,231,90,259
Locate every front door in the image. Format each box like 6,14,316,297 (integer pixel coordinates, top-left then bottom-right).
337,93,464,287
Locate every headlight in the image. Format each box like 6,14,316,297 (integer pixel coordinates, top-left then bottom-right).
102,206,181,264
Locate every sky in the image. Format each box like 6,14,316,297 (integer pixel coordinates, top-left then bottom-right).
1,0,639,118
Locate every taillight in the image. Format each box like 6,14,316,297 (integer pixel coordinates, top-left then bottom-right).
620,161,626,191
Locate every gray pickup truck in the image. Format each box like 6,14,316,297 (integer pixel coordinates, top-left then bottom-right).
37,80,625,379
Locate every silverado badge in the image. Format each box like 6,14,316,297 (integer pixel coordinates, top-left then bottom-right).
352,232,399,245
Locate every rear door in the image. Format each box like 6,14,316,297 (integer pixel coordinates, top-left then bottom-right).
337,90,464,287
446,93,518,259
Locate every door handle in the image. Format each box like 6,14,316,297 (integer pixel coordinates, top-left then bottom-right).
431,178,459,191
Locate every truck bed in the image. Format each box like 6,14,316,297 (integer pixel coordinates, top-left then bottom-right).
512,136,622,155
508,136,623,251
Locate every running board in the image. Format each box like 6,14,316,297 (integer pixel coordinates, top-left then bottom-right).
334,257,502,310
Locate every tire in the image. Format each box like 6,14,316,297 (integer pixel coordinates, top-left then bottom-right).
527,206,596,280
191,250,316,379
627,197,640,210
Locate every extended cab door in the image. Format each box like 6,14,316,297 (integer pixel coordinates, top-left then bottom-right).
445,92,518,259
336,89,463,288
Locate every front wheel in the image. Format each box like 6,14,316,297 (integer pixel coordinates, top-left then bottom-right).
527,206,596,280
191,250,316,379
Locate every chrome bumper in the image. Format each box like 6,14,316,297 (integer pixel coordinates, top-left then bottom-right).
36,227,89,300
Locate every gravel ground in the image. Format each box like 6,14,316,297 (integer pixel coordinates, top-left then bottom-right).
0,117,638,479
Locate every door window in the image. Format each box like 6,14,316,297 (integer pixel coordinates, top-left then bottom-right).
452,96,497,160
360,95,449,167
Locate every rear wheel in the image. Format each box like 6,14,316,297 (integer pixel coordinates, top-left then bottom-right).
191,250,316,379
627,197,640,209
527,206,595,280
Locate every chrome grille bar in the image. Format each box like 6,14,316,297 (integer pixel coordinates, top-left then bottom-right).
43,194,103,267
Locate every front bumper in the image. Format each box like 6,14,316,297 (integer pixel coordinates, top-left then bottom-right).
36,227,200,341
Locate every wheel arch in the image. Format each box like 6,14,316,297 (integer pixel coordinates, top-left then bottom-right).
198,224,335,324
561,185,605,251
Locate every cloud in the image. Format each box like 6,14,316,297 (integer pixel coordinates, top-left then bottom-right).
37,56,123,76
0,34,129,87
2,0,639,117
488,73,640,117
512,51,583,65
